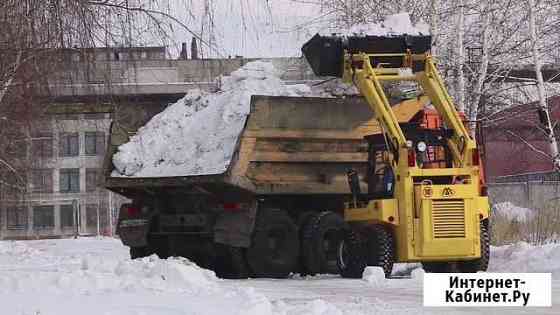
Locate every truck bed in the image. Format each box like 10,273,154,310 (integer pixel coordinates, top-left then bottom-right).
104,95,425,197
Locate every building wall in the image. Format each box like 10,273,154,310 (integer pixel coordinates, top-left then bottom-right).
0,114,127,240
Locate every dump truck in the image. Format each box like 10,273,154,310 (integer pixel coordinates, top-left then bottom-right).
301,34,490,277
104,93,434,278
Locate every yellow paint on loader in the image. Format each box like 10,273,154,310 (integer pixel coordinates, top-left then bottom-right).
342,52,490,263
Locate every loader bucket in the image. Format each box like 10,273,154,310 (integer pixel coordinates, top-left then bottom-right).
302,34,432,77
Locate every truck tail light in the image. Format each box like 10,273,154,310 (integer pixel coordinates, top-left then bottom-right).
472,148,480,166
126,206,140,216
408,149,416,167
223,203,241,211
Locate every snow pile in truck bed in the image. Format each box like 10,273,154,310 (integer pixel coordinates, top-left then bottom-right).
112,61,315,178
320,13,429,37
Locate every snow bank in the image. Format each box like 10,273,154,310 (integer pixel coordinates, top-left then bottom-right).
112,61,315,178
0,238,273,315
492,202,534,222
321,13,429,37
489,242,560,279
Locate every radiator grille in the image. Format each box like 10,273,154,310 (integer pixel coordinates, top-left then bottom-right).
432,199,465,238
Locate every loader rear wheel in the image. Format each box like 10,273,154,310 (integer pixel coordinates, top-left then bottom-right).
302,211,347,275
337,229,367,278
457,219,490,273
364,225,395,277
246,209,299,278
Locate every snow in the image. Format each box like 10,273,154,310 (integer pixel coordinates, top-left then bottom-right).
1,238,559,315
362,266,387,286
322,13,429,37
492,202,534,221
112,61,316,178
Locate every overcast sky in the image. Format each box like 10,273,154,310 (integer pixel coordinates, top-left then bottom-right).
166,0,328,58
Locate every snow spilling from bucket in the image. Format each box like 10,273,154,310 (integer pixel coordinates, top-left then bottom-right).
321,13,429,37
112,61,317,178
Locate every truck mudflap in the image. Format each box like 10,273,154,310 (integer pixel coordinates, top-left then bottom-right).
118,218,151,248
213,202,257,248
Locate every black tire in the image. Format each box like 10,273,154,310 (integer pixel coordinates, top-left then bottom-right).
302,211,347,275
214,244,250,279
422,261,453,273
337,228,367,278
363,225,395,277
457,219,490,273
296,211,317,275
246,209,300,278
130,246,149,259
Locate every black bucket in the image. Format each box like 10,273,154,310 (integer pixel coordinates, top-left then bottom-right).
302,34,432,77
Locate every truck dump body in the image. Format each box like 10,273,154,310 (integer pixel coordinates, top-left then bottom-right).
104,95,425,198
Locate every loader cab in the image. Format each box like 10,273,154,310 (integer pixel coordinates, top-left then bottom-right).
365,122,456,200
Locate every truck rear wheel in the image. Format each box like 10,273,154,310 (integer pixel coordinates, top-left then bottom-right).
130,246,150,259
337,228,367,278
246,209,299,278
364,225,395,277
214,244,250,279
302,211,346,275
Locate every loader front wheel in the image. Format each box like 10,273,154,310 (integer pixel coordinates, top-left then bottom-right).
246,209,299,278
364,225,395,277
337,229,367,278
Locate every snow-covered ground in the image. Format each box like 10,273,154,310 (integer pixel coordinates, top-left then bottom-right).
1,238,559,315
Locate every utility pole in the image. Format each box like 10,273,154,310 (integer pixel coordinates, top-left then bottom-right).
528,0,560,170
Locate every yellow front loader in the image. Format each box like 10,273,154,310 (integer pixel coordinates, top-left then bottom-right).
302,35,490,277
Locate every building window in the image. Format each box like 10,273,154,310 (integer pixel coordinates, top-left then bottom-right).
60,204,75,228
85,132,105,156
59,133,79,157
59,168,80,193
33,205,54,229
31,169,53,193
31,132,53,158
7,207,27,230
86,168,100,192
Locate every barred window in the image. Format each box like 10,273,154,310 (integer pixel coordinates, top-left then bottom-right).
31,132,53,158
60,204,75,228
33,205,54,229
31,169,53,193
85,132,105,156
85,168,99,192
59,168,80,193
7,207,27,230
59,133,79,156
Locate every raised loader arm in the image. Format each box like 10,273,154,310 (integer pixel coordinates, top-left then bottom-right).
341,51,478,168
